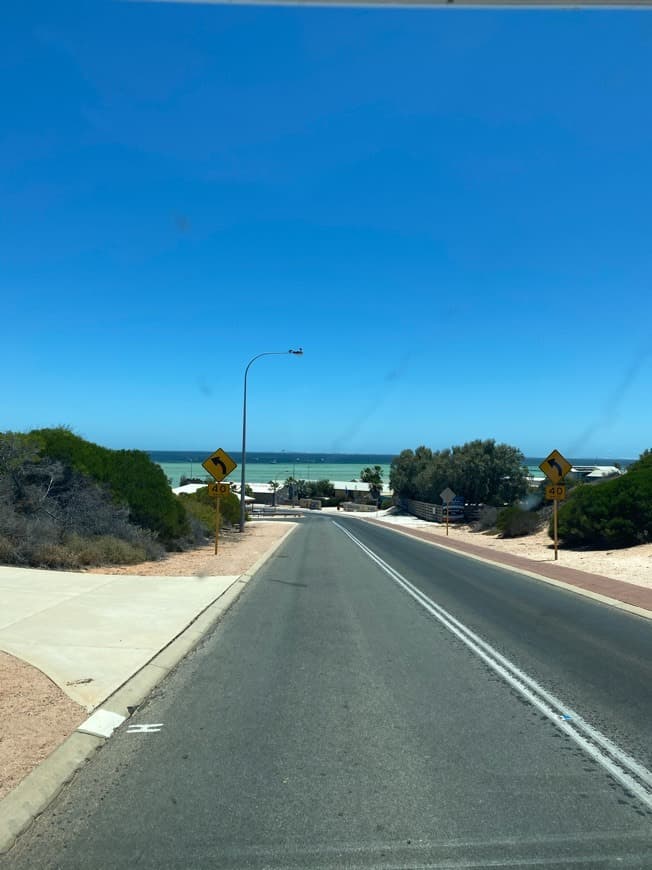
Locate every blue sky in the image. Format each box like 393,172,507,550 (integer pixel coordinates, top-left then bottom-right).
3,1,651,458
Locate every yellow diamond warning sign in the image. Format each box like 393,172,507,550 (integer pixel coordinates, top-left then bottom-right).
202,448,237,483
539,449,572,485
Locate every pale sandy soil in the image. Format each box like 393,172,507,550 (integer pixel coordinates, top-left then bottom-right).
369,512,652,589
86,521,295,577
1,520,295,803
0,652,86,800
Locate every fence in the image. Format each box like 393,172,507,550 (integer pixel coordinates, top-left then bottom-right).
399,498,480,523
341,502,377,513
250,506,302,518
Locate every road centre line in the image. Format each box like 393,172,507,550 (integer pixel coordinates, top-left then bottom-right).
333,521,652,811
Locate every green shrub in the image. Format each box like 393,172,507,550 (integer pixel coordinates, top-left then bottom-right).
555,453,652,548
0,430,188,568
177,488,241,535
306,480,335,499
220,491,241,526
496,505,541,538
177,489,214,533
391,440,528,506
32,428,188,545
475,505,499,531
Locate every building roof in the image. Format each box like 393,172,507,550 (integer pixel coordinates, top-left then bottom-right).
330,480,393,496
585,466,622,479
173,482,254,501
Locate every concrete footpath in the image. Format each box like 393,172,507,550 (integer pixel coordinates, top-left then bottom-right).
353,515,652,616
0,525,297,853
0,567,241,710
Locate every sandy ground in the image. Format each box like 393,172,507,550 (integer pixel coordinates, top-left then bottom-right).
364,511,652,589
0,520,295,804
0,652,86,801
86,521,295,577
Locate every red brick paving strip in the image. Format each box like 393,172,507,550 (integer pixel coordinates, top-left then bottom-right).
363,519,652,613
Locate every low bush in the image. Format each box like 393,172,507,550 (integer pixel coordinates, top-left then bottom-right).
0,535,16,563
71,535,149,566
0,430,168,568
177,488,241,535
31,543,81,570
496,505,542,538
68,531,163,564
474,505,499,531
220,491,241,526
556,452,652,548
32,428,189,545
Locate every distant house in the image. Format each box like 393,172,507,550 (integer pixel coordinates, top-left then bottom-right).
329,481,393,501
172,482,255,503
527,465,623,489
569,466,623,483
231,482,286,506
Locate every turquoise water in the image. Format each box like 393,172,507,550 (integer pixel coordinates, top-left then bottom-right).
150,452,631,488
151,452,394,488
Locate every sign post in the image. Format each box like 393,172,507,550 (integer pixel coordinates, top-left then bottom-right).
203,449,238,554
215,494,220,554
440,487,456,537
539,450,572,561
207,482,231,552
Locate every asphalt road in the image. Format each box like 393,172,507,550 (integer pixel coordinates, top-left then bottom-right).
5,515,652,869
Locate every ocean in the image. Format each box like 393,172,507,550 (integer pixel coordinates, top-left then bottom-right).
149,451,634,488
150,452,396,488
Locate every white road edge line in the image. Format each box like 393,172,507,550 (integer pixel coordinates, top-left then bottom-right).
338,524,652,788
333,520,652,811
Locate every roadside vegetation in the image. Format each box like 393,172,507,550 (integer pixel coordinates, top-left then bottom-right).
390,439,528,506
31,428,188,542
555,450,652,549
496,504,546,538
177,486,241,531
390,438,650,550
360,465,384,501
0,428,233,570
284,477,337,502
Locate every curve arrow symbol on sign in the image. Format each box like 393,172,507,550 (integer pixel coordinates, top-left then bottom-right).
547,458,563,477
211,457,227,475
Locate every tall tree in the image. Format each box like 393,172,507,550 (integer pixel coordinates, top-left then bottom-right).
390,440,528,506
268,480,280,506
360,465,383,501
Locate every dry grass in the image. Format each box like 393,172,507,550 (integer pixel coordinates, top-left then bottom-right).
86,521,297,577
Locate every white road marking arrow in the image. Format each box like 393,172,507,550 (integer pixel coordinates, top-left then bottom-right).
126,723,164,734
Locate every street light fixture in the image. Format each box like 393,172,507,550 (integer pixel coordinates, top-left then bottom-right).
240,348,303,532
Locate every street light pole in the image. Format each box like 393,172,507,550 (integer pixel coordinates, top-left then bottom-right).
240,348,303,532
